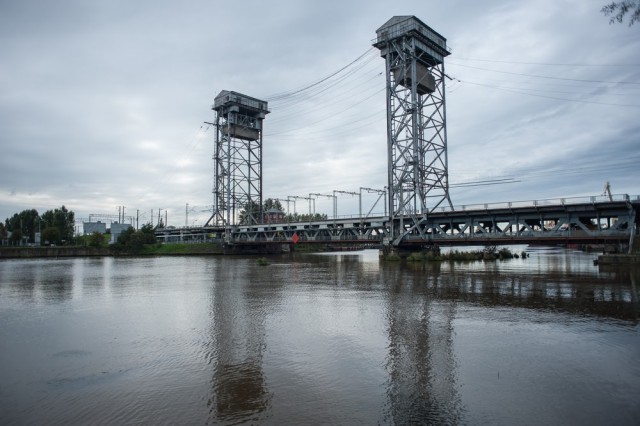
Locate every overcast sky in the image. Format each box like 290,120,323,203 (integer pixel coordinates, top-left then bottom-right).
1,0,639,228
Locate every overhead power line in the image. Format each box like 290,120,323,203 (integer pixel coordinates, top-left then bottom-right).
451,57,640,68
448,61,640,85
456,78,640,107
265,47,377,101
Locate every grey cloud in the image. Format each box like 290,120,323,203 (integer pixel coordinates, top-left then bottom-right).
1,0,638,224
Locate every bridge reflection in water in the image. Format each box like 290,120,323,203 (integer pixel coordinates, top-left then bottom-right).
2,254,633,424
201,249,638,424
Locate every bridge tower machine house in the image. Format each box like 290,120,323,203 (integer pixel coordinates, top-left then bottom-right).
206,91,270,229
373,16,453,246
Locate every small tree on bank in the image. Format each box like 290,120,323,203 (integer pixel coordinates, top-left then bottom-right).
88,232,106,247
114,224,157,253
41,227,61,245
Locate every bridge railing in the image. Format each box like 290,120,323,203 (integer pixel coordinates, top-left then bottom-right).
436,194,637,213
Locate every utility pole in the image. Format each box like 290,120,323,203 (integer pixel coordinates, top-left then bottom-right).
310,193,334,219
332,190,358,219
308,195,314,217
287,196,297,216
359,187,387,220
288,195,313,218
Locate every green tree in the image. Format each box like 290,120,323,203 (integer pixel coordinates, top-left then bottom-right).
88,232,106,247
114,225,156,253
137,223,157,244
9,229,23,245
263,198,284,212
238,200,261,225
287,212,328,222
239,199,289,224
602,1,640,25
4,209,39,243
41,206,75,243
0,222,8,242
41,227,61,245
139,223,156,238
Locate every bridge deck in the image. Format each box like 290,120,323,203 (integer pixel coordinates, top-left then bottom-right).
156,195,639,248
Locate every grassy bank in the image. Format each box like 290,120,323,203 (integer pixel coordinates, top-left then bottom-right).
0,246,112,258
0,243,225,258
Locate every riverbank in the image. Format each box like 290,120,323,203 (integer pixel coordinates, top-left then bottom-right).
0,246,112,258
0,243,225,259
597,253,640,265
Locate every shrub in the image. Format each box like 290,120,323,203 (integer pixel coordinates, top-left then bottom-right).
88,232,106,247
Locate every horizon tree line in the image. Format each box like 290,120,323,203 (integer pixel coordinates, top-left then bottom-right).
1,205,75,246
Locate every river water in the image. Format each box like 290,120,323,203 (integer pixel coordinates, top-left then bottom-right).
0,247,638,425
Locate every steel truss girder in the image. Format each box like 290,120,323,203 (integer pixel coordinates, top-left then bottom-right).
402,201,637,245
231,220,389,244
225,200,638,247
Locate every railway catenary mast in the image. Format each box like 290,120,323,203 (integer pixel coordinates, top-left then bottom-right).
206,91,270,228
373,16,453,246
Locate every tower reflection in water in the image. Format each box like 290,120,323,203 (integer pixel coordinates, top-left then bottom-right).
379,259,638,424
199,253,638,424
205,260,272,424
381,263,463,424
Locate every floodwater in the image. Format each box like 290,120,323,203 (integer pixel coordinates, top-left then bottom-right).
0,247,638,425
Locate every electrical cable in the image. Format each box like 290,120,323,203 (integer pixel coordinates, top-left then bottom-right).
265,47,376,101
448,61,640,85
455,78,640,107
451,57,640,67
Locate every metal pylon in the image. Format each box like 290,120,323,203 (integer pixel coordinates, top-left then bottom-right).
205,90,269,228
374,16,453,245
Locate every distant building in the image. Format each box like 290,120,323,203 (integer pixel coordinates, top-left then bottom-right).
263,208,285,224
110,222,133,244
83,221,107,235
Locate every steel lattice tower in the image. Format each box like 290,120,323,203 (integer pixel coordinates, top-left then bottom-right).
373,16,453,245
207,90,269,227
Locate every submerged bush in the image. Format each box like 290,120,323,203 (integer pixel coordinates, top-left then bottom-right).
406,252,424,262
384,252,402,261
419,245,516,262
